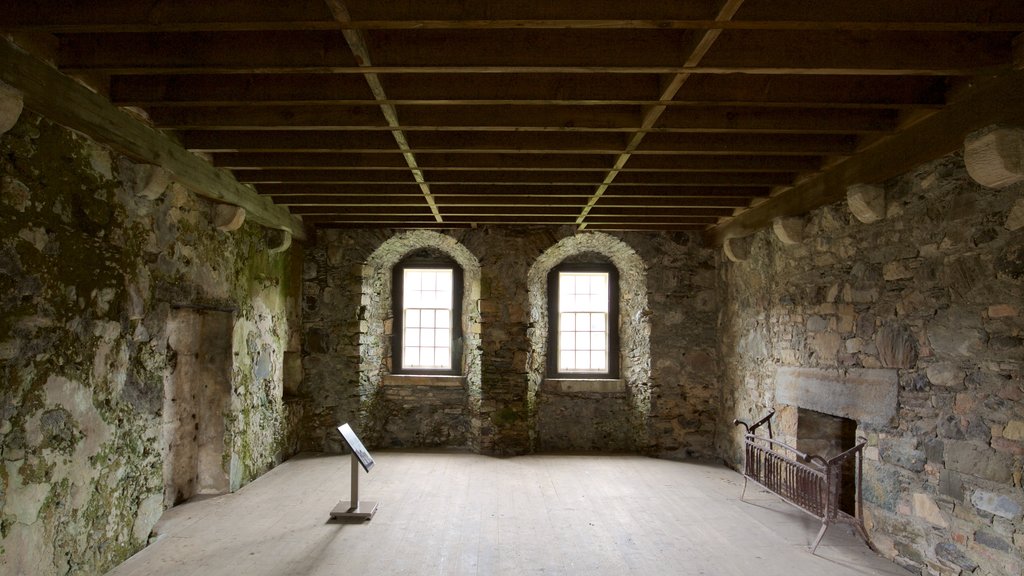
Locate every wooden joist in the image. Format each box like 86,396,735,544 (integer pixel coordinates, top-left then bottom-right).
0,37,306,241
55,30,1010,77
6,0,1023,33
707,69,1024,244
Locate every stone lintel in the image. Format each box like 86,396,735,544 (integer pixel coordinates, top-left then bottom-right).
964,125,1024,189
542,379,625,394
723,235,753,263
775,366,898,427
847,183,886,224
772,216,804,245
215,204,246,232
0,80,24,135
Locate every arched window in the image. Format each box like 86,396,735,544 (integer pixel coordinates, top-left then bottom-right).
392,252,464,375
547,260,619,379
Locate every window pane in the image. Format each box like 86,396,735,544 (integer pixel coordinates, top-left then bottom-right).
405,347,420,367
590,332,606,351
562,312,575,331
560,351,573,372
590,313,605,331
406,309,420,328
591,351,607,371
436,309,450,328
406,328,420,346
420,311,437,329
434,348,449,368
575,351,590,370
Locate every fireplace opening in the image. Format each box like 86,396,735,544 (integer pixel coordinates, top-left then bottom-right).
796,408,857,516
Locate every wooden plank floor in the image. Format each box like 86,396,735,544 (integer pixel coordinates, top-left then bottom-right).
108,452,911,576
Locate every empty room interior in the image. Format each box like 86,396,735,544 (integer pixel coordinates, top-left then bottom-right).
1,2,1024,575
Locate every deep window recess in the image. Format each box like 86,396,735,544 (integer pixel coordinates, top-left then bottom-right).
547,263,619,378
393,254,463,375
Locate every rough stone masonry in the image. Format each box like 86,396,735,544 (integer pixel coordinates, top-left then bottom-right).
718,153,1024,576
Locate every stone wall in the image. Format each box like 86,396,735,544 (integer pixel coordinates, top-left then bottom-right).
0,114,302,575
718,153,1024,575
301,227,720,457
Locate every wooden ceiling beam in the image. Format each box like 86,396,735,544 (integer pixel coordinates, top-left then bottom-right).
56,30,1012,76
256,183,768,198
109,73,945,110
180,130,631,153
148,104,645,131
181,129,854,155
323,0,442,223
236,169,794,186
0,37,306,240
214,152,820,172
576,0,746,229
707,69,1024,244
148,104,896,134
10,0,1022,32
110,73,662,106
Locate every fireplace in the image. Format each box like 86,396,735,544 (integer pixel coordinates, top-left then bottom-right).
796,408,857,515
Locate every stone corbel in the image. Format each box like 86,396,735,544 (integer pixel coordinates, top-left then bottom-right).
964,125,1024,189
214,204,247,232
772,216,805,245
136,165,171,199
0,81,25,135
846,183,886,224
269,229,292,254
1006,198,1024,232
723,235,753,263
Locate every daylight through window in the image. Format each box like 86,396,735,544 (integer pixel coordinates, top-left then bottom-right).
557,271,609,373
402,268,453,370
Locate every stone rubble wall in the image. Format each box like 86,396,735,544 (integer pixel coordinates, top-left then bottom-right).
717,154,1024,576
302,227,720,457
0,114,302,575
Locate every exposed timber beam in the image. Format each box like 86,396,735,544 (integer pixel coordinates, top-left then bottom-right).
323,0,442,223
0,37,306,240
55,30,1011,77
108,73,946,111
707,70,1024,244
577,0,748,230
7,0,1023,33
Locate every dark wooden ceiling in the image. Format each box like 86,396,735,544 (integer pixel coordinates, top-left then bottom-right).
4,0,1024,239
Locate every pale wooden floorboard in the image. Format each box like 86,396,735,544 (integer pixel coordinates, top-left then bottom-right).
107,452,911,576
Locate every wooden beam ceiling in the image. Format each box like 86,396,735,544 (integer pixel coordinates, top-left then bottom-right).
2,0,1022,236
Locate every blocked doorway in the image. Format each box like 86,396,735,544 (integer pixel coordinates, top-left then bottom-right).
162,307,233,507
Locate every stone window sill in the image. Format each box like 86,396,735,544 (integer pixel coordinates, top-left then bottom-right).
382,374,465,388
542,378,626,394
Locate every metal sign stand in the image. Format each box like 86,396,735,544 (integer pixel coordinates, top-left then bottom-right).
330,423,379,521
